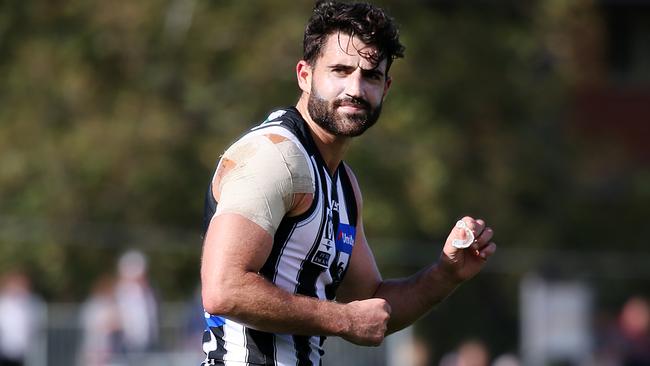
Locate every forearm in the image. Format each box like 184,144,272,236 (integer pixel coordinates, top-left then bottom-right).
373,263,462,334
203,271,348,337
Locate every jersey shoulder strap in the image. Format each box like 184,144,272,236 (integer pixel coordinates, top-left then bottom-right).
251,107,318,158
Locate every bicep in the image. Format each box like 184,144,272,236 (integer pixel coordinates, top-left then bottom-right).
204,213,274,271
203,135,293,285
201,213,273,287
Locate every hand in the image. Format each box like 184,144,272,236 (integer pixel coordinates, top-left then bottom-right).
439,216,497,283
341,298,391,346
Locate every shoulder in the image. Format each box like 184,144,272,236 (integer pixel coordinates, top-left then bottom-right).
213,133,314,234
228,132,311,173
216,133,314,199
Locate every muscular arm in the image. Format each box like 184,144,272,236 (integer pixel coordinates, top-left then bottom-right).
201,213,350,336
201,135,390,345
337,229,461,334
336,165,497,334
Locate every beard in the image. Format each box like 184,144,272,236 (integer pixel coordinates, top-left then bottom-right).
307,89,382,137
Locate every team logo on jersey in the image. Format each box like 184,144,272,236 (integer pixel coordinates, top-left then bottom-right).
312,202,337,268
330,200,339,212
335,224,356,254
312,250,332,267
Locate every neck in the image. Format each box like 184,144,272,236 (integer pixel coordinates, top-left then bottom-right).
296,94,351,175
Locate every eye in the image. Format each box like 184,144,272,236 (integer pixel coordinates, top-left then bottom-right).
364,71,383,82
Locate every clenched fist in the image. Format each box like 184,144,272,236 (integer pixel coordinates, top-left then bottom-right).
341,298,391,346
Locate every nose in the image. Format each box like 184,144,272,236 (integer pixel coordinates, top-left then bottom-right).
344,69,365,99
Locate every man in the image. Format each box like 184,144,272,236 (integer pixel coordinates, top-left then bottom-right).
200,1,497,365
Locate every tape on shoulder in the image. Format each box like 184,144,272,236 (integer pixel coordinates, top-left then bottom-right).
214,134,314,236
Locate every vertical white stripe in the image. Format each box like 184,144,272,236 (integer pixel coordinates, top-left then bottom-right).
314,167,332,299
315,166,334,300
275,334,298,366
323,166,333,204
336,178,350,225
309,337,322,366
273,157,322,295
221,319,248,364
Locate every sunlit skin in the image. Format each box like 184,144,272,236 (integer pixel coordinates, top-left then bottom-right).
296,32,392,174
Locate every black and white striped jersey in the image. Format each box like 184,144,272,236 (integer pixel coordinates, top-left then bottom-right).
202,107,359,366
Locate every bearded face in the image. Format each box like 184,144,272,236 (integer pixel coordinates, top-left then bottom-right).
307,87,383,137
302,33,390,137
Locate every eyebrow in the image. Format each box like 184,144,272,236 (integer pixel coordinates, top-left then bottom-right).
328,64,386,78
328,64,356,71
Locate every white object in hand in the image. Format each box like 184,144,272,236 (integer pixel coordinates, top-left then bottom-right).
452,220,474,249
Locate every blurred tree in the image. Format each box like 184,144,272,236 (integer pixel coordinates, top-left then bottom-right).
0,0,648,360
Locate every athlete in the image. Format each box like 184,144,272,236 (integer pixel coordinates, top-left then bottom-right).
200,1,497,365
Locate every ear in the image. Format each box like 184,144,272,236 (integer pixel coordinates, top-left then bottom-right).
296,60,312,94
382,76,392,99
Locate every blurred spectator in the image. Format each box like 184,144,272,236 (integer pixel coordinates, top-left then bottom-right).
0,271,40,366
618,296,650,365
457,340,490,366
410,336,432,366
182,285,205,351
114,250,159,352
78,275,121,366
597,296,650,366
492,353,521,366
439,339,490,366
391,334,431,366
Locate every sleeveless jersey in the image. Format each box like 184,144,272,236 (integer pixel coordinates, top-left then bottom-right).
201,107,359,366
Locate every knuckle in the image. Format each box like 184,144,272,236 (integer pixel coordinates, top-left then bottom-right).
383,301,392,313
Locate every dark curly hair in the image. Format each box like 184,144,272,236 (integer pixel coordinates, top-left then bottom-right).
303,1,405,73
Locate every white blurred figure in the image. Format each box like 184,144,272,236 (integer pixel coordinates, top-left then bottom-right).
439,339,490,366
78,275,121,366
390,333,431,366
492,353,521,366
114,250,158,353
0,271,40,366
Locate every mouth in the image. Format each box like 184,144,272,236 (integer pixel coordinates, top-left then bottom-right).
337,104,367,113
335,99,370,113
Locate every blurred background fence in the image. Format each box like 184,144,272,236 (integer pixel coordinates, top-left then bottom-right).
6,244,650,366
31,300,402,366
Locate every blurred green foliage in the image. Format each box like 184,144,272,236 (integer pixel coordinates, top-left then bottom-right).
1,0,648,360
